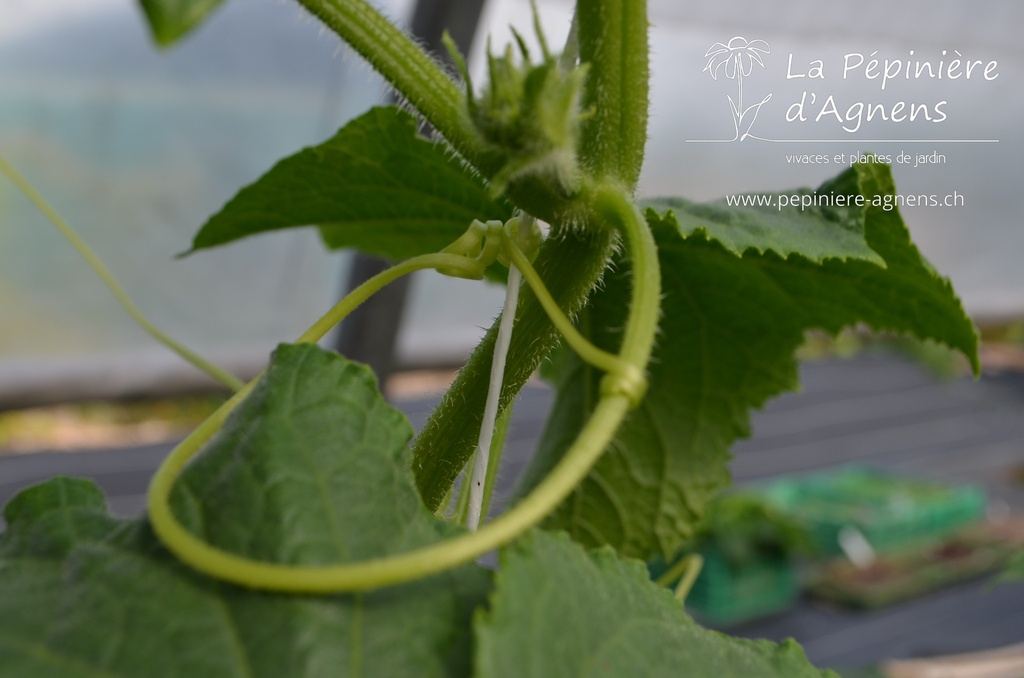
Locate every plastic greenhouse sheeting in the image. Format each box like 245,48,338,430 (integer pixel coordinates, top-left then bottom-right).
0,0,506,406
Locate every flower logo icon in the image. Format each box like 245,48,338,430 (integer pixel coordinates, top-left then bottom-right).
704,37,772,141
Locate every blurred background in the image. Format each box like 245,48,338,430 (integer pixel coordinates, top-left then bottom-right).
1,0,1021,407
2,1,1023,674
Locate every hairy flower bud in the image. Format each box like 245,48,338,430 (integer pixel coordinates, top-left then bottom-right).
445,23,589,199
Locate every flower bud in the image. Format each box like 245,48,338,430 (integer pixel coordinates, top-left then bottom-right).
447,23,588,198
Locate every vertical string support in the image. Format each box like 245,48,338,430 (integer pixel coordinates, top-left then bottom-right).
466,259,523,530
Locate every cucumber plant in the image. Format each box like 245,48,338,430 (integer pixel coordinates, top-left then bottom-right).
0,0,982,675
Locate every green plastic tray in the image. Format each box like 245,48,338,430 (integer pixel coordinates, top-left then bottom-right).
809,523,1019,608
661,545,798,626
759,467,987,556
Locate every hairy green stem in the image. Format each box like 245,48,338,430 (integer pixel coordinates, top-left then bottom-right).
467,220,630,530
293,0,583,226
408,0,653,505
294,0,483,166
576,0,650,188
412,186,659,511
0,154,245,393
412,226,616,510
506,242,621,376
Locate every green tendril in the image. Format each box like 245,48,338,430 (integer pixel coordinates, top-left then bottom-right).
148,197,659,593
0,154,245,393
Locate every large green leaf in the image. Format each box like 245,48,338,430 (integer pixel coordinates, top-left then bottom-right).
171,342,446,560
188,106,512,261
475,530,835,677
0,344,490,677
643,165,884,266
520,162,978,560
138,0,228,46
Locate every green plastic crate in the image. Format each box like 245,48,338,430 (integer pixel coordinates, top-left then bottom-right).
759,467,987,556
649,545,798,626
686,546,798,625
